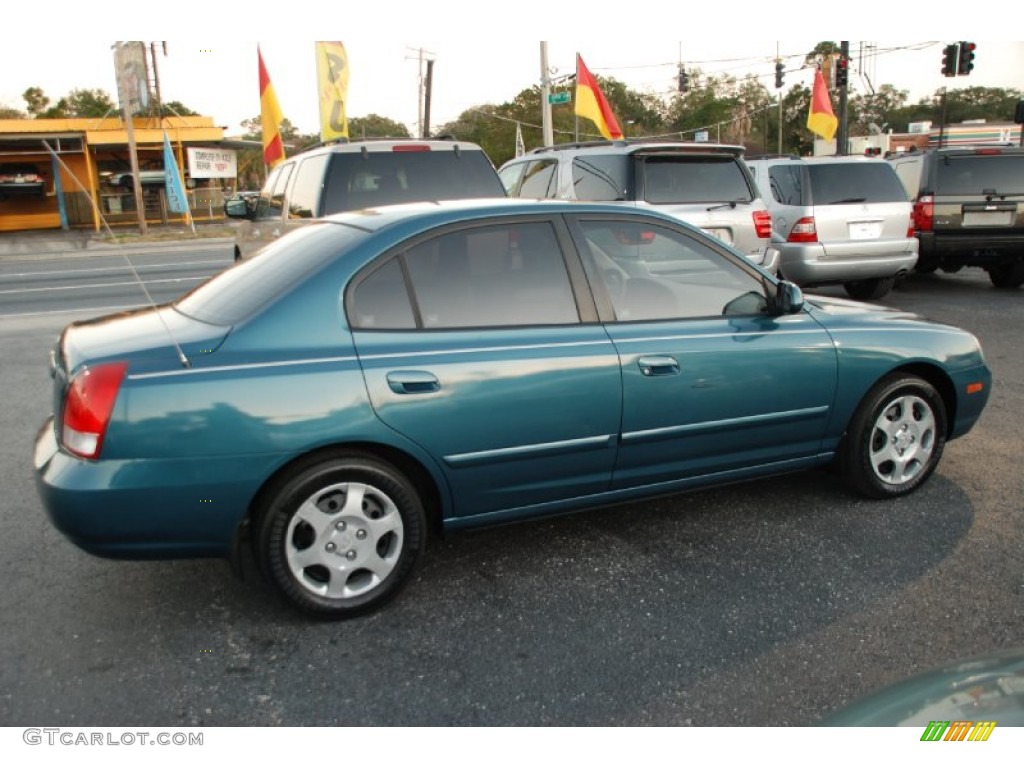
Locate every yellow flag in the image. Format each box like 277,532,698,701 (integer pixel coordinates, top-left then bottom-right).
316,41,350,142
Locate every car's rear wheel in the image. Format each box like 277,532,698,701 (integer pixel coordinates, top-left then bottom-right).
843,276,895,301
988,263,1024,289
841,374,947,499
256,451,426,618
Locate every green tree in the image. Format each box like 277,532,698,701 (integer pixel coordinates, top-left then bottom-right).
0,103,26,119
22,86,50,117
348,114,412,139
39,88,116,118
161,100,199,117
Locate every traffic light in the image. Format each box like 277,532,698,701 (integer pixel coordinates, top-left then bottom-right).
941,43,959,77
678,67,690,93
774,60,784,89
835,55,849,88
958,41,976,75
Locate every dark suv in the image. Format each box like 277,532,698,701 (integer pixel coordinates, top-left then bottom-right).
888,145,1024,287
226,138,506,260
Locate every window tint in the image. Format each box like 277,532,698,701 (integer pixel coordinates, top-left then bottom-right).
807,162,908,204
351,257,415,329
498,163,525,195
402,222,579,328
768,164,806,205
254,165,283,218
572,155,628,201
176,223,360,326
288,154,329,219
934,154,1024,195
518,159,558,198
578,220,768,321
642,156,754,204
321,149,505,213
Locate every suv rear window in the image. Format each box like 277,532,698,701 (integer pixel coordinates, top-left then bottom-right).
641,156,753,204
807,163,907,205
321,150,505,213
934,154,1024,195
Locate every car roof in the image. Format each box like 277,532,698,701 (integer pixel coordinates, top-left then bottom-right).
519,139,746,158
288,137,489,159
319,197,696,233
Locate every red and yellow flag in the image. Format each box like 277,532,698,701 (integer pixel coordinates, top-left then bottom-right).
806,68,838,141
258,45,285,168
575,53,623,140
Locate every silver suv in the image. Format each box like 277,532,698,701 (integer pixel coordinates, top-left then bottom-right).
498,141,779,274
226,138,506,260
746,155,918,300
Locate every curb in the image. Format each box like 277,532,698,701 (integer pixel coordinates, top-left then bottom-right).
0,236,236,262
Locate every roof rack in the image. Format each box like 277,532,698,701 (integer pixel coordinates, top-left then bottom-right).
527,138,746,155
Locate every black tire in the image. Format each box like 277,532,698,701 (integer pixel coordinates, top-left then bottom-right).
988,263,1024,289
843,276,895,301
256,451,426,618
840,374,947,499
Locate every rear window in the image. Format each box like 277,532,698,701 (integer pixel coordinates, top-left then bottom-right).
808,163,908,204
934,154,1024,195
641,156,754,204
321,149,504,213
175,223,362,326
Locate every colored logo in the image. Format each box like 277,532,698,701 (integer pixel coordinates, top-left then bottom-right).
920,720,996,741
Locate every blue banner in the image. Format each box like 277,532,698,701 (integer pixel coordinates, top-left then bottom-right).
163,131,189,214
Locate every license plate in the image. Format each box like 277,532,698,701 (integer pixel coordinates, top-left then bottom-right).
849,221,881,240
701,227,733,246
963,211,1013,226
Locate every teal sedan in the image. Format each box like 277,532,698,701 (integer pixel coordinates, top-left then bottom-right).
34,199,991,618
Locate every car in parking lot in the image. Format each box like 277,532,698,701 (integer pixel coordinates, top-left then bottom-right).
746,155,918,300
0,162,46,197
498,140,779,274
224,137,506,260
34,199,991,619
887,145,1024,288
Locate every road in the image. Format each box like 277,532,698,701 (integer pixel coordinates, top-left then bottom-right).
0,254,1021,728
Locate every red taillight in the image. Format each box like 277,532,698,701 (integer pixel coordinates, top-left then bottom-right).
912,195,934,233
62,361,127,459
787,216,818,243
391,145,431,152
752,210,772,239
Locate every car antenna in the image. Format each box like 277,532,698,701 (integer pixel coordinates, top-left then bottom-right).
41,140,191,369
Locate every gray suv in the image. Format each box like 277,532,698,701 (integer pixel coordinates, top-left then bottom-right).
226,138,506,260
498,141,779,274
746,155,918,300
888,145,1024,288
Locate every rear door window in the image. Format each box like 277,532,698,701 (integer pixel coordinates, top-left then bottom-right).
518,159,559,198
807,163,907,204
933,154,1024,195
321,149,505,213
768,164,806,205
641,156,754,204
572,155,629,201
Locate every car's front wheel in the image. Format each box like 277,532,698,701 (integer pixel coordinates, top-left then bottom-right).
843,276,895,301
256,451,426,618
841,374,947,499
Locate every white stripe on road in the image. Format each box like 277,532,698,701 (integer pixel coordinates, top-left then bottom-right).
0,259,228,279
0,303,145,319
0,276,207,295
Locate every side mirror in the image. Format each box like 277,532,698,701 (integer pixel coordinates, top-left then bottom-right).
776,280,804,314
224,197,252,219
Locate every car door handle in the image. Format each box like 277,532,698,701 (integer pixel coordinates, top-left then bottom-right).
386,371,441,394
637,356,680,376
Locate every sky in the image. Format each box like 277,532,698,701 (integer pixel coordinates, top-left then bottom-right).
1,10,1021,141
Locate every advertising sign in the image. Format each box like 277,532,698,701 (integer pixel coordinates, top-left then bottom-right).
186,147,238,179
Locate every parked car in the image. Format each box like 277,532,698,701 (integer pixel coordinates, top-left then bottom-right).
0,162,46,197
498,140,779,274
34,200,991,618
106,169,167,188
746,155,918,300
224,137,506,261
887,145,1024,288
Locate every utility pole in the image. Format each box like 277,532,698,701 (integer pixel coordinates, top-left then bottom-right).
149,42,165,119
837,40,850,155
422,59,434,139
540,42,553,147
406,47,435,138
776,42,783,155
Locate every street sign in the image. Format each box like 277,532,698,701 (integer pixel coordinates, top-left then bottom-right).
695,131,709,143
548,91,571,105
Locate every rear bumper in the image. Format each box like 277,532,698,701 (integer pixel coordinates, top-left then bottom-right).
778,240,919,286
34,417,270,559
918,231,1024,268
